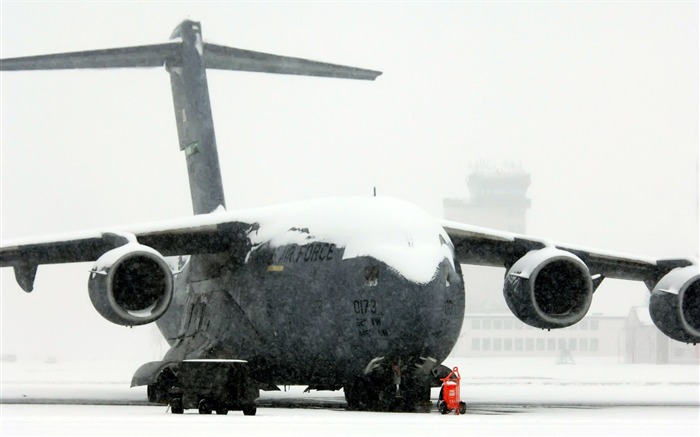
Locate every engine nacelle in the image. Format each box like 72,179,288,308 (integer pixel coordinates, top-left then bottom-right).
504,248,593,330
88,244,174,327
649,266,700,344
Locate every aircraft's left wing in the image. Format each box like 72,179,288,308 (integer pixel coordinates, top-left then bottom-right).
441,219,694,287
0,214,257,293
441,219,699,343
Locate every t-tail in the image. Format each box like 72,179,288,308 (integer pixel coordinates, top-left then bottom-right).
0,19,381,215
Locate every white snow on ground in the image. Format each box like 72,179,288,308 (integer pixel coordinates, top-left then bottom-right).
1,356,698,436
2,356,699,406
2,403,696,437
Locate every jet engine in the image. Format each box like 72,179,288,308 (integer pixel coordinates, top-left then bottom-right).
649,266,700,344
88,244,174,326
503,248,593,330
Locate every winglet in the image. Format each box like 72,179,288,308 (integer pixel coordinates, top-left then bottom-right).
13,264,38,293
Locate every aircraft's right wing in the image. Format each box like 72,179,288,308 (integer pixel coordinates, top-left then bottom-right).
0,213,257,293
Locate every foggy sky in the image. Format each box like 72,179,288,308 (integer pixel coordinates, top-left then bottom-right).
1,1,698,362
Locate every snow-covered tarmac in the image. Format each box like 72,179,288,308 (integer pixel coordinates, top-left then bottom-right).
2,356,698,436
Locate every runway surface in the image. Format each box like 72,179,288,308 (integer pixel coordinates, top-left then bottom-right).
2,357,698,436
3,400,697,437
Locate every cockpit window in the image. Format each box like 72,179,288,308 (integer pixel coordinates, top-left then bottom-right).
365,266,379,287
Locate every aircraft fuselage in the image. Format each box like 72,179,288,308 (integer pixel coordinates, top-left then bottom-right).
155,197,466,388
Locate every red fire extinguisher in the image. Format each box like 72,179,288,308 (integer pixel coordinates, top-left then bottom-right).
437,367,466,415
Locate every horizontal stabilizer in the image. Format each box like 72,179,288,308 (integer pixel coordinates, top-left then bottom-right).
0,40,382,81
0,42,180,71
203,43,382,80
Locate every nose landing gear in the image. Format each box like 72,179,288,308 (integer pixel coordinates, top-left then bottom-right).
344,358,432,412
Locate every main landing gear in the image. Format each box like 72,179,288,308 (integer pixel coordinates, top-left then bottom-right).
145,360,259,416
165,396,256,416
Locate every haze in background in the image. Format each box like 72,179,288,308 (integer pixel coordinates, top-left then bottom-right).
1,2,697,363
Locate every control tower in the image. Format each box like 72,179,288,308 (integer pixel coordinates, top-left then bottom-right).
444,166,531,233
443,164,531,313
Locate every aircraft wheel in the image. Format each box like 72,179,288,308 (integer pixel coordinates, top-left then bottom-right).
216,408,228,415
459,401,467,415
344,378,377,410
398,380,431,412
147,384,156,402
436,387,444,408
149,367,176,404
198,398,213,415
242,404,257,416
170,398,184,414
344,383,361,410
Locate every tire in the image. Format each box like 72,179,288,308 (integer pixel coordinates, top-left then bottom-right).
344,384,360,410
242,404,257,416
170,398,184,414
344,378,378,411
216,408,228,415
459,401,467,415
198,398,213,415
149,367,175,404
147,385,156,403
437,400,448,415
436,387,444,409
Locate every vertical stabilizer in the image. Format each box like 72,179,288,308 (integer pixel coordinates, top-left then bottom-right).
0,19,381,216
167,20,226,215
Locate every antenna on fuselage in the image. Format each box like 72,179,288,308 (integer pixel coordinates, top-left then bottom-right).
0,19,382,215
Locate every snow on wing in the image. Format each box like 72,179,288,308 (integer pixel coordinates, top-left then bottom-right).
0,216,256,292
440,218,695,288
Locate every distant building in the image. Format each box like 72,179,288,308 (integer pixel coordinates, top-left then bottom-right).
443,166,531,313
624,307,700,364
452,313,626,359
443,166,531,234
450,304,700,363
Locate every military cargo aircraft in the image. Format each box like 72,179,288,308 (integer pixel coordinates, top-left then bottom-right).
1,20,698,414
